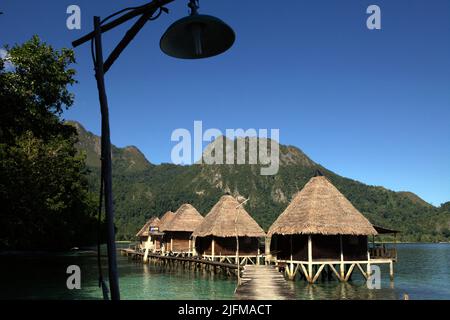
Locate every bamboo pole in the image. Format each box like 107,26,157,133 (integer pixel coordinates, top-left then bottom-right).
327,264,340,280
308,235,313,283
312,264,326,283
345,263,356,281
143,236,151,263
192,236,197,256
265,237,271,265
289,235,294,280
366,236,371,277
390,260,394,281
300,263,309,281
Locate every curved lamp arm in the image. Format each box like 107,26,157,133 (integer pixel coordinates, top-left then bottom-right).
73,0,174,73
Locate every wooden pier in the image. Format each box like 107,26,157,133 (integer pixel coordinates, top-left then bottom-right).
235,265,296,300
121,248,241,275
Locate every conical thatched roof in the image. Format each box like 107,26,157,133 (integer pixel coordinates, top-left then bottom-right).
163,204,204,232
158,211,176,232
193,195,266,238
268,176,377,236
136,216,160,237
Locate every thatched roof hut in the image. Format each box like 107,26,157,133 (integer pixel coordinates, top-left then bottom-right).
164,204,203,232
193,195,265,258
136,216,160,237
158,211,176,232
268,174,377,263
193,195,265,238
268,175,377,236
163,204,203,253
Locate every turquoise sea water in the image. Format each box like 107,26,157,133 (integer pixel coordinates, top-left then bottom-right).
1,243,449,300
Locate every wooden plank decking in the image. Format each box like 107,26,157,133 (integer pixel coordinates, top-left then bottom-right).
121,248,241,269
235,265,296,300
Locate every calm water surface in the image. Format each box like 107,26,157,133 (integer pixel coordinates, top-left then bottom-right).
1,243,449,300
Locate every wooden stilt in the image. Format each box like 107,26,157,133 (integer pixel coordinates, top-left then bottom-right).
265,237,271,265
308,235,313,282
192,237,197,256
339,235,345,280
390,260,394,281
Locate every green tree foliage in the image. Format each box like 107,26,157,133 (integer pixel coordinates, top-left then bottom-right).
0,36,98,250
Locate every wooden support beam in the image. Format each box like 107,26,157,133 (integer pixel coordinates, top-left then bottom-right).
344,263,356,281
300,263,310,282
356,263,368,279
390,260,394,281
287,263,300,281
192,237,197,256
339,235,345,280
312,264,326,283
308,235,313,280
265,237,271,264
327,264,341,280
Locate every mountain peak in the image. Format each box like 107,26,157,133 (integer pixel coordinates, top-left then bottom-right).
201,135,316,167
397,191,434,208
66,120,152,171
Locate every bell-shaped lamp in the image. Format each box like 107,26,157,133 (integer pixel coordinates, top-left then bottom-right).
160,3,235,59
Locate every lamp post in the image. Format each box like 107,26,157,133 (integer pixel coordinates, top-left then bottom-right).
73,0,235,300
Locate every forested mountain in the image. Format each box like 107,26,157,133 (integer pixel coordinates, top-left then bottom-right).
70,121,450,242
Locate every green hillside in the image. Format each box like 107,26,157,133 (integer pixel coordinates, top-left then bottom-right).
69,121,450,242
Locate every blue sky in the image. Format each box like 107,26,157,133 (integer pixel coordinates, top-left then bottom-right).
1,0,449,206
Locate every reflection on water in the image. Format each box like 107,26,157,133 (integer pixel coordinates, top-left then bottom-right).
292,281,398,300
0,243,449,300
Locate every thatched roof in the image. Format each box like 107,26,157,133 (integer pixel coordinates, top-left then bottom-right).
193,195,266,238
136,216,160,237
268,176,377,236
163,204,204,232
158,211,176,232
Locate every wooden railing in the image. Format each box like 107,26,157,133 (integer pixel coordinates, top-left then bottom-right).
370,247,397,261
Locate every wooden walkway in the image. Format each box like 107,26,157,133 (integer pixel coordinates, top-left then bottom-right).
235,265,296,300
120,248,241,271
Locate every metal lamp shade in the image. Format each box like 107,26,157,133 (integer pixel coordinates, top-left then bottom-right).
160,14,235,59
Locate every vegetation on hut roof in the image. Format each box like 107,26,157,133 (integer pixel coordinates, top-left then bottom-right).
193,195,266,238
163,204,203,232
158,211,176,232
268,175,378,236
135,216,160,237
